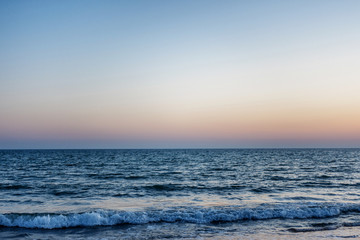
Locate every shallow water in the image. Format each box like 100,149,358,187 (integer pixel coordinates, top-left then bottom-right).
1,149,360,239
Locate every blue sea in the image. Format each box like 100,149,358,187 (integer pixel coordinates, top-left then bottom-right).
1,149,360,239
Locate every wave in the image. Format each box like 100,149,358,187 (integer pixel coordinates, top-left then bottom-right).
0,184,32,190
288,221,360,233
1,203,359,229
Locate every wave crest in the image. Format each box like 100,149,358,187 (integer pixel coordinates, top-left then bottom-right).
0,203,358,229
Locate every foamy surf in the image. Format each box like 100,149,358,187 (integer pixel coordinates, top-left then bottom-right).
1,202,358,229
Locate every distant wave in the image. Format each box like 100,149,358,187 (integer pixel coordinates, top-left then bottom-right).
1,202,359,229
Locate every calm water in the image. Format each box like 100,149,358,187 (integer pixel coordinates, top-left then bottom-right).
1,149,360,239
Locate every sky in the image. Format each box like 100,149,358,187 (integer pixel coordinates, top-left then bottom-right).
1,0,360,149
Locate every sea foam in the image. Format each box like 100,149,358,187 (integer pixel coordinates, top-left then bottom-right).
1,203,358,229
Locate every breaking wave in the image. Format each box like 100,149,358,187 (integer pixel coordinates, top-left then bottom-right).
1,202,359,229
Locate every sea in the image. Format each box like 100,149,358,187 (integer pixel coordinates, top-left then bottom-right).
1,149,360,239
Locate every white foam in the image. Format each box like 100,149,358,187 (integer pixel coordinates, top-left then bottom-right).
0,203,358,229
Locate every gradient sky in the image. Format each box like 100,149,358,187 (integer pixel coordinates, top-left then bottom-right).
1,0,360,149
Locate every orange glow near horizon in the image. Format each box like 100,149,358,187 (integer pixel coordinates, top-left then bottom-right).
2,99,360,145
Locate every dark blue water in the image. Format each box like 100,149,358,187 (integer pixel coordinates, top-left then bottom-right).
1,149,360,239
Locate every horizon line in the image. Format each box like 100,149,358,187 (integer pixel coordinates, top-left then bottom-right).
1,147,359,151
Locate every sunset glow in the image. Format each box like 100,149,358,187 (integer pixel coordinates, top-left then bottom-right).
1,0,360,148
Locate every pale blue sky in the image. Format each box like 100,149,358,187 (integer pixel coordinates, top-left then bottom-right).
1,0,360,148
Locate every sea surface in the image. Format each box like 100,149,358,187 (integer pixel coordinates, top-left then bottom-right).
1,149,360,239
